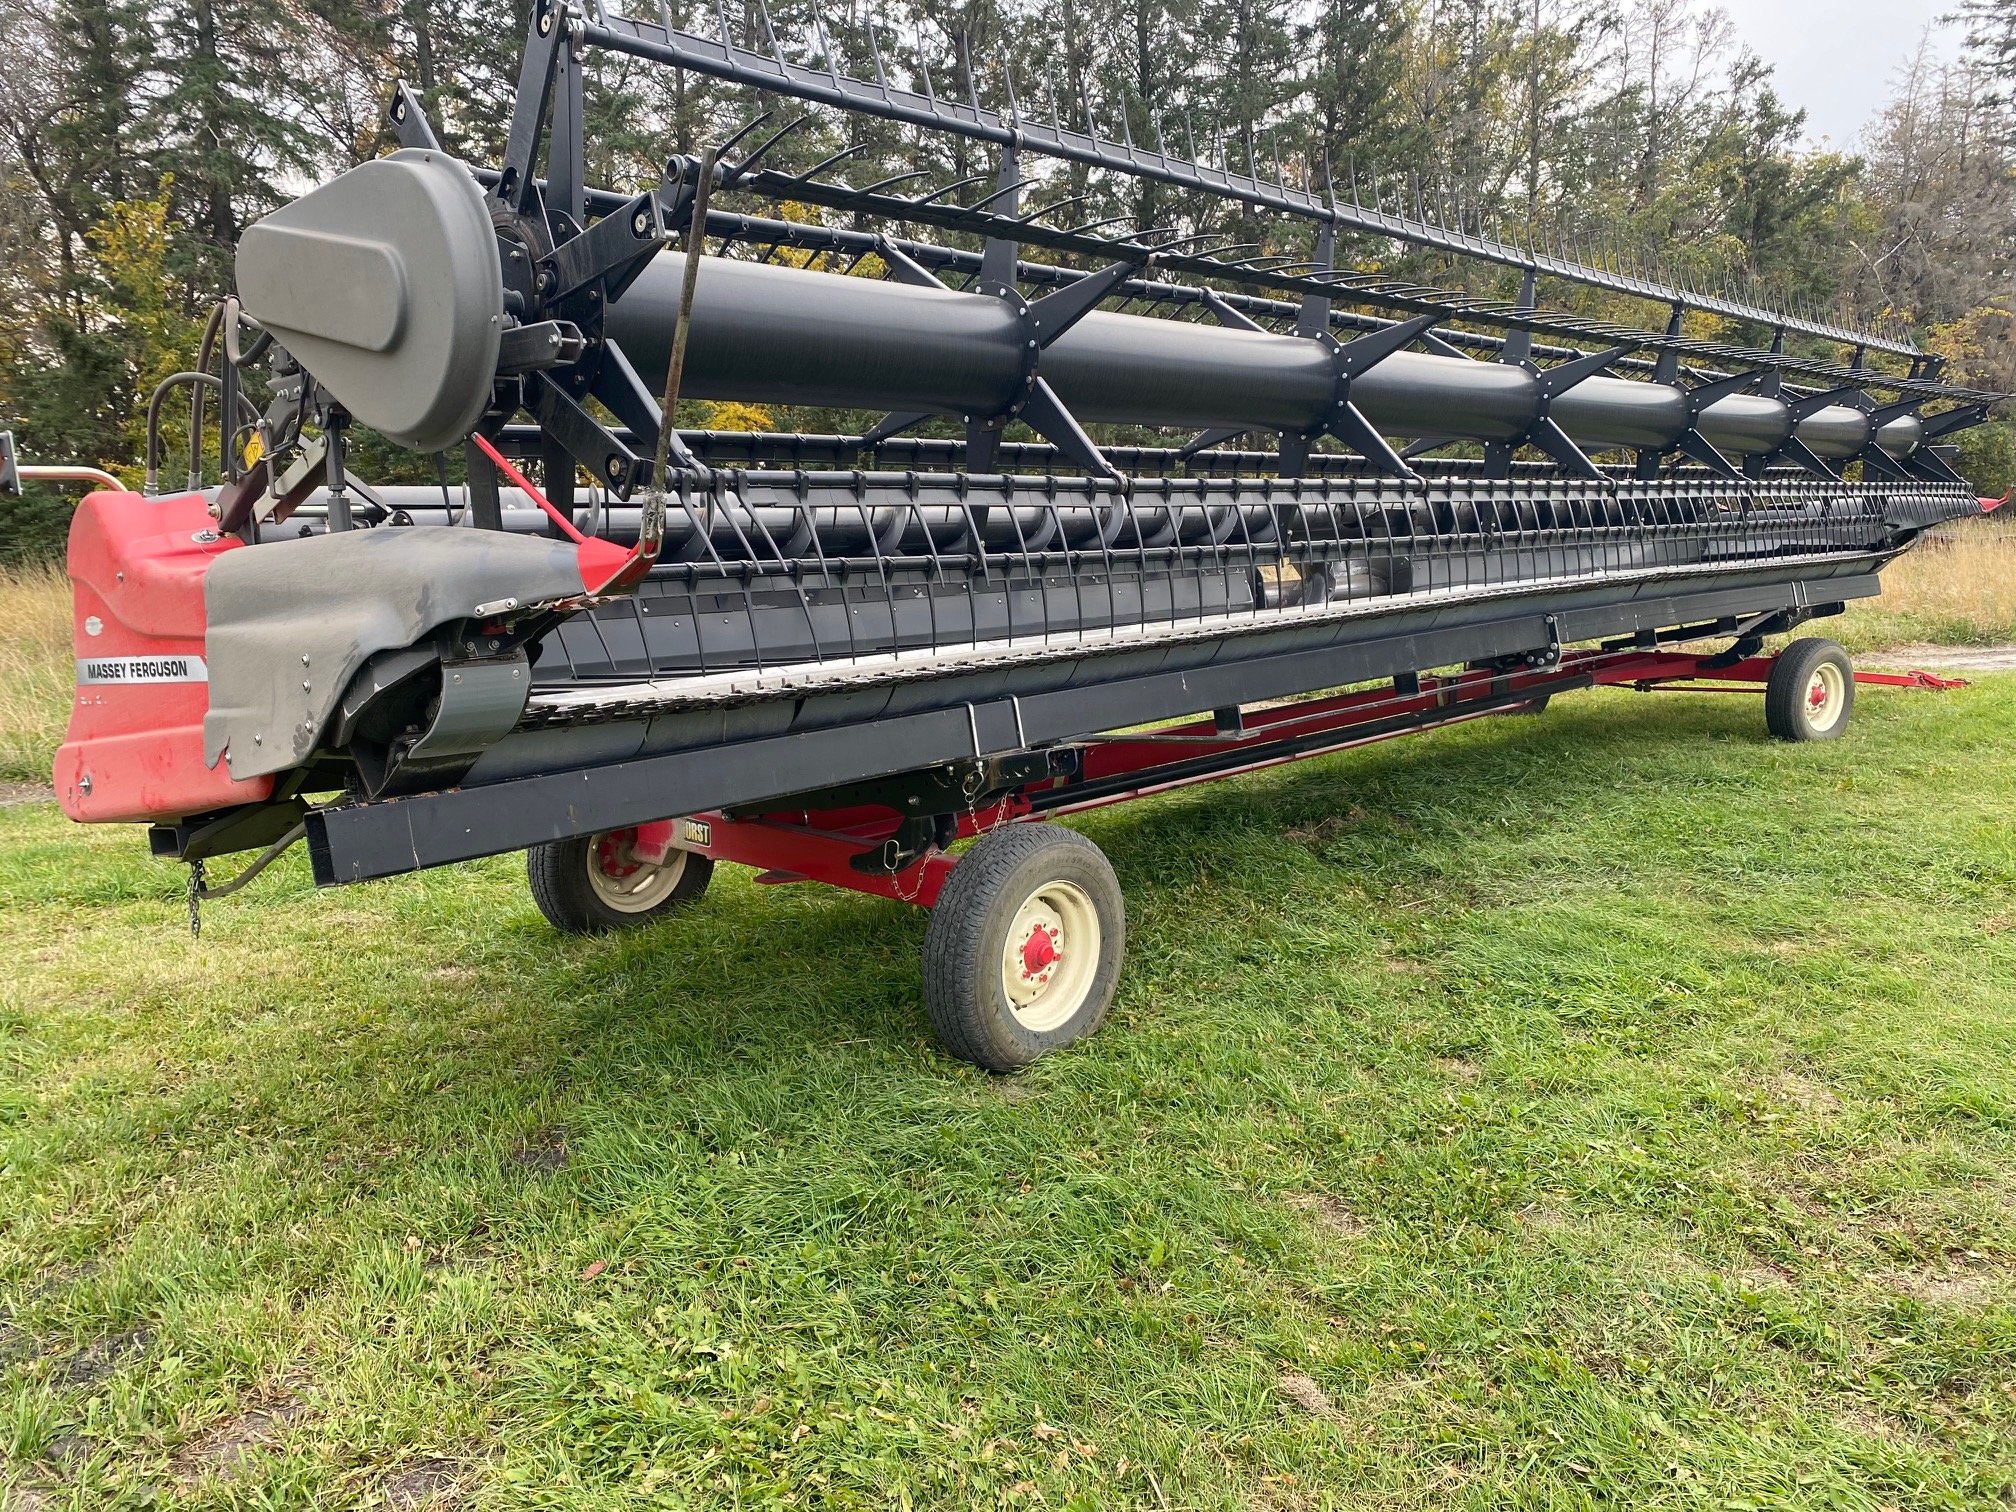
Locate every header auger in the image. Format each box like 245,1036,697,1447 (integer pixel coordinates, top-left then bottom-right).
40,0,2005,1067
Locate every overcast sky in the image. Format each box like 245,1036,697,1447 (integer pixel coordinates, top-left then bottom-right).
1724,0,1960,148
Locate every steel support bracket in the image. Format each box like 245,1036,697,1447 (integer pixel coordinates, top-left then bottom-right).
532,372,646,496
1756,436,1839,481
545,188,677,304
1787,384,1873,422
1024,258,1143,346
1904,445,1970,487
1923,404,1992,440
1491,342,1633,480
1198,287,1266,334
387,81,443,151
1282,313,1441,479
588,337,698,474
491,0,569,217
497,320,588,374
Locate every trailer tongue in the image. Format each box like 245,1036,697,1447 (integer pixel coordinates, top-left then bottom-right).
34,0,2003,1068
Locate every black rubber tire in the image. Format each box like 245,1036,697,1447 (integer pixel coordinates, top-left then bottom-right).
922,825,1126,1073
1764,638,1855,742
527,833,714,934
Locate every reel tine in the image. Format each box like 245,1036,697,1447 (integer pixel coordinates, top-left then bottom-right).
786,142,874,188
967,175,1031,214
754,0,787,68
857,168,934,198
915,25,947,121
806,0,841,85
720,114,808,187
1060,214,1136,237
912,173,991,208
711,109,776,170
999,44,1019,120
866,18,891,98
1016,192,1098,227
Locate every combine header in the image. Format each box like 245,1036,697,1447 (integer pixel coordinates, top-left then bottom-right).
28,0,2004,1069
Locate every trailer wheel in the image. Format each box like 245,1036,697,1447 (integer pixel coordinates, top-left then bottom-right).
1765,638,1855,742
922,825,1126,1072
527,830,714,934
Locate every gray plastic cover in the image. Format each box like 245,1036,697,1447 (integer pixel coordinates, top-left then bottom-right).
236,149,502,452
204,527,590,780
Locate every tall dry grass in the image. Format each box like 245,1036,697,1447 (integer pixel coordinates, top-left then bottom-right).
0,561,74,786
1836,516,2016,650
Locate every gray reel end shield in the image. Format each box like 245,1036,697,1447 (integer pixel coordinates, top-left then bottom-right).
235,149,503,453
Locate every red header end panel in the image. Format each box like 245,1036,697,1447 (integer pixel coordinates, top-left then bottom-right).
56,492,274,823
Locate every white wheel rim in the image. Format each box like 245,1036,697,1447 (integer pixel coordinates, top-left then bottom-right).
999,879,1101,1033
1804,662,1847,733
585,829,688,913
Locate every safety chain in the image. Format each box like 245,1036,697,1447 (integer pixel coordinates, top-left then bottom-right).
187,859,204,937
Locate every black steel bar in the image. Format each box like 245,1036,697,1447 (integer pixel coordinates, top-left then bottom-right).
581,13,1911,357
469,174,1991,402
595,253,1942,470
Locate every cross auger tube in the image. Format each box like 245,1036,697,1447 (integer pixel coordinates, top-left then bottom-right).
41,0,2005,1068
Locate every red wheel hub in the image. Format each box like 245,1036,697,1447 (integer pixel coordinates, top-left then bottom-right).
1807,679,1829,709
1021,924,1059,977
594,829,642,878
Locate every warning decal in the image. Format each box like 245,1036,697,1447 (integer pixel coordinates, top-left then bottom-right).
76,655,209,685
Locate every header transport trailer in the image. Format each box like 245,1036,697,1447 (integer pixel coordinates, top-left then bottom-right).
15,0,2005,1070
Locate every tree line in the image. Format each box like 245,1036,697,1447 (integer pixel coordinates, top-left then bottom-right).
3,0,2012,557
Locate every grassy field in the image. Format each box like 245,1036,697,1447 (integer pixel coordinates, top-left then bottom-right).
0,534,2013,1509
3,674,2016,1506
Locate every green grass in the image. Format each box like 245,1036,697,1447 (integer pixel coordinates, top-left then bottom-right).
2,683,2015,1508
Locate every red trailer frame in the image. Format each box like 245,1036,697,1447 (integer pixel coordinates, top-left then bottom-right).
609,644,1965,914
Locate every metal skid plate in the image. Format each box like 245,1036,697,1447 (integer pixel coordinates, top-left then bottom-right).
201,526,587,781
305,563,1883,886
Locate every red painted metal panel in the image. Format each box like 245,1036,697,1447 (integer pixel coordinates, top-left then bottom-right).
55,491,275,823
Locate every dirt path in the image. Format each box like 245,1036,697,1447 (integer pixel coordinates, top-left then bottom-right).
0,782,55,808
1866,644,2016,673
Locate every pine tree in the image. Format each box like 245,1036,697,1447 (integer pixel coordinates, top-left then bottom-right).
1951,0,2016,89
1303,0,1409,195
149,0,319,290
